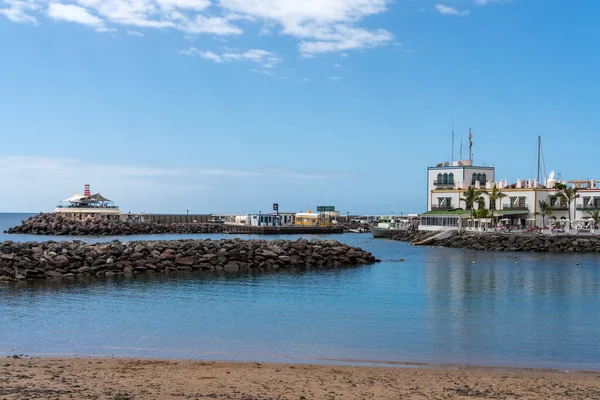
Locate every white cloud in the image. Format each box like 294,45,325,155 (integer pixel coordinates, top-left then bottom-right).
126,29,144,36
199,50,223,62
0,0,39,24
47,3,106,30
435,4,470,16
2,0,395,58
181,47,280,68
475,0,504,4
220,0,393,55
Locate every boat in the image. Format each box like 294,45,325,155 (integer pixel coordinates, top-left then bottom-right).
369,216,408,238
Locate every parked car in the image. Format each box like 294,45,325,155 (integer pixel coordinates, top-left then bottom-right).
208,217,225,224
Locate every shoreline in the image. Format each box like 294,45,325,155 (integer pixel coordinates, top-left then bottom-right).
2,356,599,399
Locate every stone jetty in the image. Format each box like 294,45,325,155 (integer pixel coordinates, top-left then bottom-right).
389,229,600,253
0,238,379,281
6,213,227,236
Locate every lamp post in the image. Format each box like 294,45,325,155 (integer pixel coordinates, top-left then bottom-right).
186,209,189,223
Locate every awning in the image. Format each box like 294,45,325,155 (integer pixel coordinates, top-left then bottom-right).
63,193,85,202
89,192,112,202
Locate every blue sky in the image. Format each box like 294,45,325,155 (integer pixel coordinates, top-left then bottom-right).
1,0,599,214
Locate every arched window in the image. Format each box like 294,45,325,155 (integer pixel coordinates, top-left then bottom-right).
481,173,487,184
443,173,448,184
472,173,477,184
437,173,443,184
449,173,454,184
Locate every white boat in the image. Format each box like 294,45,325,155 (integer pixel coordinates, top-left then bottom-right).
369,216,410,238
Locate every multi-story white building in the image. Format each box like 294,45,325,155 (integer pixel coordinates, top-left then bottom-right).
420,158,600,232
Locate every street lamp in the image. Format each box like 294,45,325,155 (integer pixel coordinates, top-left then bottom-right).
186,209,189,223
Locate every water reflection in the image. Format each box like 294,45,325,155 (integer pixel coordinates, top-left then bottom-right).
1,221,600,370
424,249,600,368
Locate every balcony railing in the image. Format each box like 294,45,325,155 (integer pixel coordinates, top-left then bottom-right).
576,205,600,210
431,205,455,210
433,180,455,186
551,204,568,210
502,203,528,210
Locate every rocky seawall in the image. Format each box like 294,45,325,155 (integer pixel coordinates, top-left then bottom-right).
5,213,227,236
433,232,600,252
0,238,379,281
389,229,600,253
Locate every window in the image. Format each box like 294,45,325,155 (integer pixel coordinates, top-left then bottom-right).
437,173,443,184
481,173,487,184
449,173,454,184
471,173,477,184
595,198,600,208
443,173,448,184
583,197,591,208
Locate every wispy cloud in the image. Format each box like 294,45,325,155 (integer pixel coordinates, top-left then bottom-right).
0,0,394,58
180,47,281,69
435,4,470,16
126,29,144,36
0,156,343,180
47,3,107,31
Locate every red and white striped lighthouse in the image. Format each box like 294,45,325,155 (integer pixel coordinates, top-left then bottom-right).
84,184,91,197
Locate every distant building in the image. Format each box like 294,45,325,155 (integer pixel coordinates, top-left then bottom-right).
295,210,331,227
54,184,121,221
420,157,600,232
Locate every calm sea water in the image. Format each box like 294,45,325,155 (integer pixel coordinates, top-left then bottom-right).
1,213,600,369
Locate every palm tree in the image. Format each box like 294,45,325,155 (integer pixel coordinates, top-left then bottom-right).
475,208,492,218
460,187,486,219
486,185,507,217
557,187,580,229
536,200,553,227
588,210,600,229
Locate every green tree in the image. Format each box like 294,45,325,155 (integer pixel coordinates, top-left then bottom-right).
475,208,492,218
460,187,486,219
536,200,553,227
486,185,507,217
588,210,600,229
557,187,580,229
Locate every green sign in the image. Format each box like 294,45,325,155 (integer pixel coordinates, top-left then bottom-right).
317,206,335,212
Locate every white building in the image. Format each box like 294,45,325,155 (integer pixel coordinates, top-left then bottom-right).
420,158,600,232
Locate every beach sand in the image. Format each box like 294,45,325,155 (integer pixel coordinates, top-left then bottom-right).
1,357,599,399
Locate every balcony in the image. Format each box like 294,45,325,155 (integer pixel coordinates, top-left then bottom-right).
433,180,455,187
576,204,600,211
502,203,528,210
431,204,455,210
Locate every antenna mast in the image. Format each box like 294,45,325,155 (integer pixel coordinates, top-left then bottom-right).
468,127,473,161
459,138,463,160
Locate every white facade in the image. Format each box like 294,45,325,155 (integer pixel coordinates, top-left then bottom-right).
427,160,496,211
423,170,600,231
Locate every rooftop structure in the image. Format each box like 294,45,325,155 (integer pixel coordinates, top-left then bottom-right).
54,184,121,220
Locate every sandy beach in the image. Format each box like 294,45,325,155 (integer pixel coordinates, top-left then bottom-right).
1,357,599,399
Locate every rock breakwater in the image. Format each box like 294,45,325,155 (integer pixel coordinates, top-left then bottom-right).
6,213,229,236
0,238,379,281
433,232,600,252
389,229,600,253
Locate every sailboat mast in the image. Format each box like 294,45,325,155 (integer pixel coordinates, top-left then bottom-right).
537,135,541,183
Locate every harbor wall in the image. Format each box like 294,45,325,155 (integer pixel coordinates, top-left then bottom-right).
0,238,379,281
389,229,600,253
5,214,344,236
